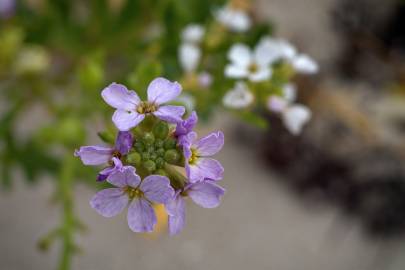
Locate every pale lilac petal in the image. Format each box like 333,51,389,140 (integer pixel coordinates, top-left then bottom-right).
175,111,198,137
97,158,122,182
127,198,156,233
101,83,140,111
267,96,288,113
166,194,186,235
108,166,141,188
115,131,133,154
90,188,128,217
228,43,252,67
74,146,113,165
147,77,182,105
112,110,145,131
195,131,224,156
187,158,224,182
140,175,174,204
153,105,185,123
225,64,249,79
187,182,225,208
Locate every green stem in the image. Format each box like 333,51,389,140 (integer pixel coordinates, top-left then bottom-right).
57,154,76,270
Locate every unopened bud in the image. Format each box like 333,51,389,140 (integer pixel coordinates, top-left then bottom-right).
143,160,156,172
126,152,141,165
164,138,177,149
152,121,169,139
164,149,180,163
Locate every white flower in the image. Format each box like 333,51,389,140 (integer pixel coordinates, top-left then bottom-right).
176,93,196,112
267,83,311,135
223,81,254,109
225,42,274,82
282,105,312,135
258,36,319,74
181,24,205,44
179,43,201,73
214,5,251,32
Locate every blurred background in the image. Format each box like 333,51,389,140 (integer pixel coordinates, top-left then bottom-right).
1,0,405,269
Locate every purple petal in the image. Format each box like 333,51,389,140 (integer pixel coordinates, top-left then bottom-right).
153,105,185,123
112,110,145,131
147,77,182,105
175,111,198,137
140,175,174,204
127,198,156,233
90,188,128,217
108,166,141,188
187,182,225,208
99,157,123,182
74,146,113,165
101,83,140,111
187,158,224,182
115,131,133,154
195,131,224,156
166,194,186,235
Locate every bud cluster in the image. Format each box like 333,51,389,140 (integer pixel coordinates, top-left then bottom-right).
75,77,225,235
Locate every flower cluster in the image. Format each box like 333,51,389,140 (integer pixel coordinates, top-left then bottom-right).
75,77,225,234
223,36,318,135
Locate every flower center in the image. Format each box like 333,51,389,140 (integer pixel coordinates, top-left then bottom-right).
188,148,199,165
108,150,122,165
136,102,157,114
248,62,258,73
124,186,143,199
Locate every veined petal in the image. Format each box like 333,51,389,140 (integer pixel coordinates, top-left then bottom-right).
108,166,141,188
147,77,182,105
153,105,185,123
187,158,224,182
282,105,312,135
97,158,122,182
115,131,133,155
175,111,198,137
101,83,140,111
228,43,252,67
112,109,145,131
195,131,224,156
187,182,225,208
224,64,249,79
166,194,186,235
127,198,156,233
140,175,174,204
74,145,113,165
90,188,128,217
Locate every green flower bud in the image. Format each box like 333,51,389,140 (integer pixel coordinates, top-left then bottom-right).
126,152,141,165
143,160,156,172
134,141,145,152
150,153,157,160
155,169,168,177
141,152,150,161
155,157,165,168
152,122,169,139
155,139,164,148
164,138,177,149
164,149,180,164
143,132,155,145
156,148,165,157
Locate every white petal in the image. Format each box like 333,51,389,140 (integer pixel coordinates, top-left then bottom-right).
181,24,205,43
223,82,254,109
215,6,251,32
179,43,201,73
282,105,312,135
228,43,252,67
248,66,272,82
291,54,319,74
224,64,249,79
282,83,297,103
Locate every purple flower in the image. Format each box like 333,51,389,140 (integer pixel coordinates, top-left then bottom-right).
75,131,133,181
0,0,15,19
182,131,224,182
90,166,174,233
101,77,185,131
166,181,225,235
175,111,198,146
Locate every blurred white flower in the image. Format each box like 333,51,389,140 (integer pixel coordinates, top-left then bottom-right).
258,36,319,74
14,46,50,75
181,24,205,44
223,81,254,109
198,71,213,88
267,83,311,135
225,42,274,82
214,5,251,33
176,93,196,112
282,105,312,135
179,43,201,73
